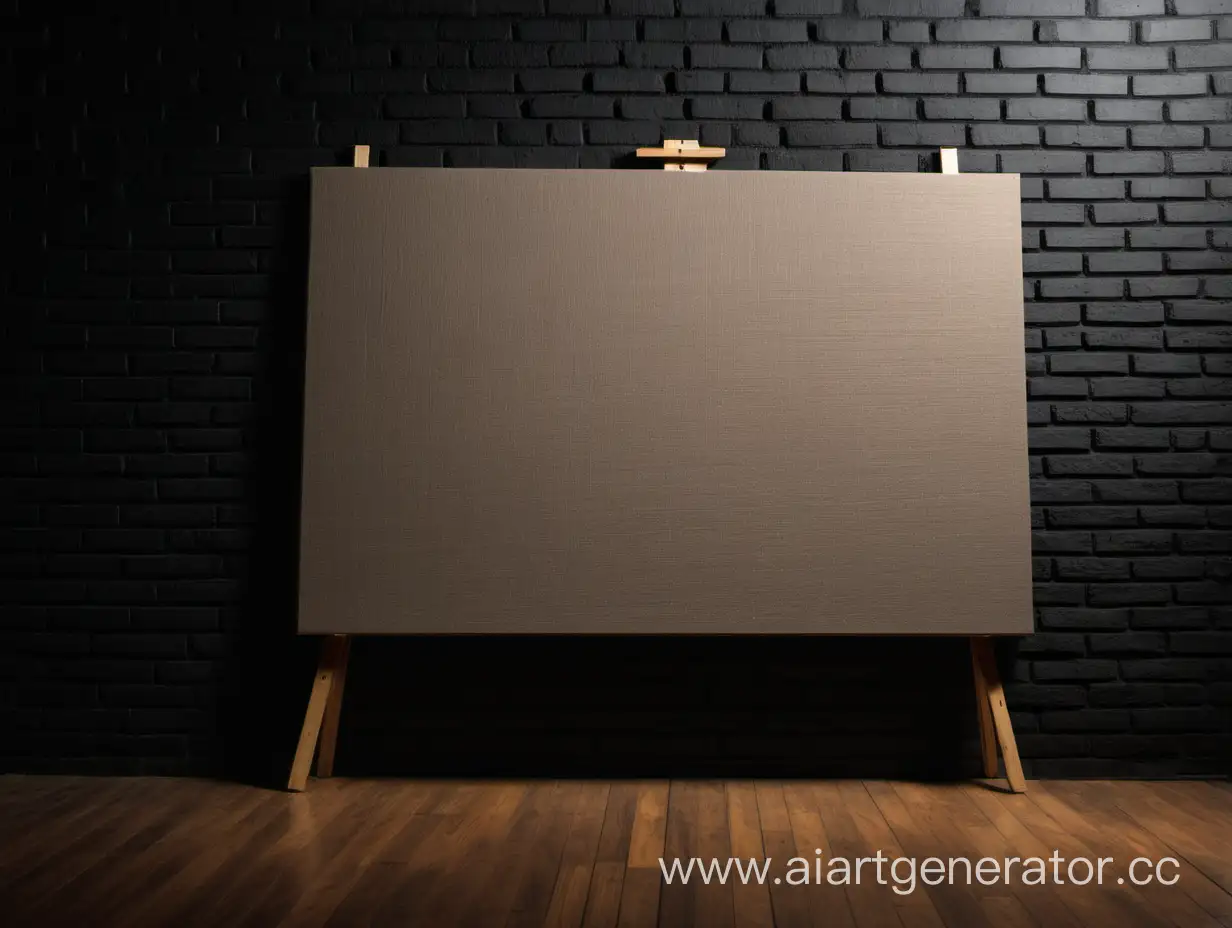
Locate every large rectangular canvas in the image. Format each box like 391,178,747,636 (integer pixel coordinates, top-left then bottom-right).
298,168,1031,635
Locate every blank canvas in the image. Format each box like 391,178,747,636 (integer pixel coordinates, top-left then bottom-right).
297,168,1032,635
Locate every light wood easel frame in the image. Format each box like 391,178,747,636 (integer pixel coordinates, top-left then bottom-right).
286,145,366,792
287,144,1026,794
941,146,1026,794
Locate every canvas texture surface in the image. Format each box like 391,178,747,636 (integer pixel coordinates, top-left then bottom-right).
299,168,1031,635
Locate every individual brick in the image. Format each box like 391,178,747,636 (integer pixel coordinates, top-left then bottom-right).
1132,74,1209,96
726,20,808,42
1137,453,1219,474
1131,228,1208,249
1044,74,1129,96
888,22,931,42
965,73,1038,95
856,0,964,13
517,20,584,41
1073,374,1154,400
1096,530,1174,553
1053,402,1128,422
1031,427,1094,452
772,0,843,11
920,48,994,70
1045,126,1127,148
679,0,765,12
1168,99,1232,122
1095,99,1164,122
1169,301,1232,322
1129,277,1201,297
1089,258,1163,280
973,125,1040,146
1132,560,1206,580
586,120,663,144
586,21,638,41
529,95,614,118
517,69,586,92
1122,338,1190,360
1177,0,1232,14
1007,99,1087,122
689,44,762,69
850,97,918,120
1029,302,1082,325
940,99,1008,122
763,151,843,171
1176,44,1232,69
1164,202,1232,222
1087,47,1170,71
473,41,550,67
1131,178,1206,199
936,20,1033,42
1140,19,1213,42
1047,178,1124,199
847,151,924,172
1054,556,1130,579
770,98,840,120
592,70,666,92
690,96,764,120
984,0,1084,13
766,46,840,69
1087,302,1165,323
1103,200,1158,223
1002,150,1087,173
644,19,722,41
607,0,672,10
1097,0,1164,12
1041,20,1133,42
783,123,876,147
623,42,685,67
729,72,800,93
1039,608,1130,630
1001,47,1082,70
1132,402,1232,424
844,47,911,70
1050,353,1130,374
1093,152,1166,174
806,72,877,94
881,123,965,146
1092,479,1177,503
1022,203,1087,223
817,19,883,42
1172,153,1232,173
1094,427,1170,449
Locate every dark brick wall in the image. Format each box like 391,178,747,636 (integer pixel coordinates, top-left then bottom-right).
2,0,1230,783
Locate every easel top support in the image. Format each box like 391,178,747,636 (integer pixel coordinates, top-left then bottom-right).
636,138,725,172
939,147,959,175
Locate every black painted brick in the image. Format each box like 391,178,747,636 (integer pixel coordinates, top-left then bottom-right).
1087,47,1170,71
1041,20,1133,42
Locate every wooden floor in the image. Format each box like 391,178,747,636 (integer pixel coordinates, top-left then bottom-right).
2,777,1231,928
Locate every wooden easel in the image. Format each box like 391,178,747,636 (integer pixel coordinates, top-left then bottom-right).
940,146,1026,794
287,143,1026,794
286,145,366,793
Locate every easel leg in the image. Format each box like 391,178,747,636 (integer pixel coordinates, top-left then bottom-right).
970,637,1026,793
316,635,350,777
288,635,349,792
970,641,999,778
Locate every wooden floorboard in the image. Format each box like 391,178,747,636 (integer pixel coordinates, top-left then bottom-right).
1,775,1230,928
